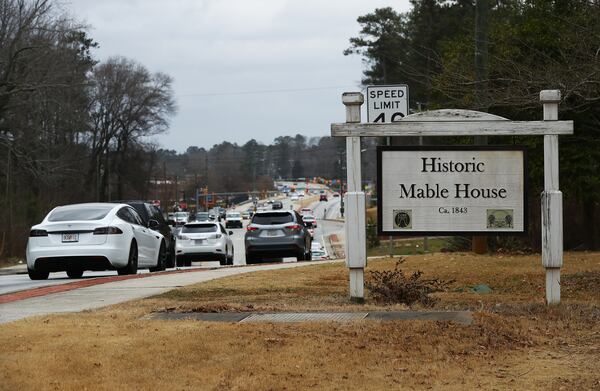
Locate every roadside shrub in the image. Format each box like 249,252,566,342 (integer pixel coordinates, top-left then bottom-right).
442,236,471,252
366,258,454,306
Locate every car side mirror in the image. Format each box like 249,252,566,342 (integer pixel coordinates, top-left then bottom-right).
228,231,233,236
148,219,160,230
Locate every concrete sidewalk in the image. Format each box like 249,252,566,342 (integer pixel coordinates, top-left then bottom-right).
0,260,341,324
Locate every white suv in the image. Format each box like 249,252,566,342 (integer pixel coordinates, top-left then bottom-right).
175,222,234,266
225,212,243,228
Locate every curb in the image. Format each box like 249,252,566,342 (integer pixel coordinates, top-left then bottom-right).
0,265,27,276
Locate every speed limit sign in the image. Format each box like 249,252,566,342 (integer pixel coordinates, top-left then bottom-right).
366,85,409,123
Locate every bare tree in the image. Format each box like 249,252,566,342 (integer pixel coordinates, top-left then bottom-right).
86,56,176,200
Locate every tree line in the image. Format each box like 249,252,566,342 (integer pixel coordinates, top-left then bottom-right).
344,0,600,250
155,135,378,200
0,0,175,257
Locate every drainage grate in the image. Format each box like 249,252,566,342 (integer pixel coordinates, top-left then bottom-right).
239,312,368,323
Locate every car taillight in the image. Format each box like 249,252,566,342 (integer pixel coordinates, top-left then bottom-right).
29,229,48,237
93,227,123,235
177,234,190,240
286,224,302,231
211,234,222,239
246,226,258,231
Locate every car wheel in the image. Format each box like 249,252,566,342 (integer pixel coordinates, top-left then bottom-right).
228,249,234,265
118,242,138,276
245,253,255,265
166,242,176,268
150,241,167,272
66,269,84,279
219,253,227,266
28,267,49,280
296,252,304,262
184,259,192,267
176,255,184,267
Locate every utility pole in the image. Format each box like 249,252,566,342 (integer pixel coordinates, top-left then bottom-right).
5,135,12,257
472,0,490,254
175,175,178,211
195,174,199,214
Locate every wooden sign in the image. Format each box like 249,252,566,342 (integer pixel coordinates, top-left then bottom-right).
377,146,527,235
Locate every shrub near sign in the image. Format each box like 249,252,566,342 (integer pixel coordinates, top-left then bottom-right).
377,146,527,235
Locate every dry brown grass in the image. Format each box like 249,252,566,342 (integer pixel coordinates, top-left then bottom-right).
2,252,600,390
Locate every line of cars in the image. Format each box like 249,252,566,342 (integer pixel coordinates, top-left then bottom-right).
26,194,331,280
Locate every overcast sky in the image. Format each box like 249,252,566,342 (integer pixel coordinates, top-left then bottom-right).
66,0,411,152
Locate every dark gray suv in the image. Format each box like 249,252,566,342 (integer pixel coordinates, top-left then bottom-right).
244,211,312,264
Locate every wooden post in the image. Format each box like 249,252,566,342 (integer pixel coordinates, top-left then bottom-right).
342,92,366,302
540,90,563,305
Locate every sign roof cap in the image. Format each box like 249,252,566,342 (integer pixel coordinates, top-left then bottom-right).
342,92,364,105
540,90,561,103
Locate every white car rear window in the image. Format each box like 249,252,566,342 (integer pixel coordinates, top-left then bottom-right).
48,206,113,222
182,224,217,233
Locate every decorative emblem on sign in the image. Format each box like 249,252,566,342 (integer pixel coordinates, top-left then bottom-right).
393,209,412,229
486,209,514,228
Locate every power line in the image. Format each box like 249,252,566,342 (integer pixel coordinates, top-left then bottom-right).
177,85,360,98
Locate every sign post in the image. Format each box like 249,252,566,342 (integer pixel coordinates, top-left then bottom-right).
342,92,367,302
541,90,563,305
332,90,572,304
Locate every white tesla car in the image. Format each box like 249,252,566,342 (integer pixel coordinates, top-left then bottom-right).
26,203,167,280
175,222,234,266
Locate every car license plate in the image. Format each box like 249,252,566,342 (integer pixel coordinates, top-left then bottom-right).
194,239,205,245
267,230,279,237
62,233,79,242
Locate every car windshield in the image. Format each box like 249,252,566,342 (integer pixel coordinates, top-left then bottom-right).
313,250,325,256
175,212,188,218
48,205,113,222
252,212,293,225
196,212,209,219
227,213,240,218
182,224,217,233
303,215,315,220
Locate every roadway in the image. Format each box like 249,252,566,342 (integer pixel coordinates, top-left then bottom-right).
0,192,344,297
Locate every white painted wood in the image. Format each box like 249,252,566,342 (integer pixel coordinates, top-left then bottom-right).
331,120,573,137
346,137,362,192
541,89,563,304
402,109,509,122
345,192,366,268
342,92,364,123
342,93,366,300
546,268,561,305
349,268,364,300
540,90,561,106
544,136,560,190
541,191,563,268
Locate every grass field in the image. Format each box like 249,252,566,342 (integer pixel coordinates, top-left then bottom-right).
367,237,450,257
2,252,600,390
